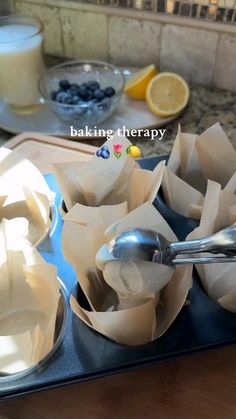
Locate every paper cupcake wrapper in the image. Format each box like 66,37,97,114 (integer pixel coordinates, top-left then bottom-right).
158,123,236,219
53,131,166,213
168,123,236,192
62,202,192,345
187,180,236,312
0,147,52,245
0,219,61,374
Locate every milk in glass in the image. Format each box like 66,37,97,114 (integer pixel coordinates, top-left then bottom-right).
0,17,45,114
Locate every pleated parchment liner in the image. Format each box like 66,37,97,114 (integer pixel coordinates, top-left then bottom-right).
0,147,53,245
187,179,236,313
0,218,61,375
62,202,192,346
53,132,164,213
162,122,236,220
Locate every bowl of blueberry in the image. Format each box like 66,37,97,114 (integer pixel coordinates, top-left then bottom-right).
39,60,125,127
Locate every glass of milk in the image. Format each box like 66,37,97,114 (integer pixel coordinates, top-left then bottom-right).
0,16,45,114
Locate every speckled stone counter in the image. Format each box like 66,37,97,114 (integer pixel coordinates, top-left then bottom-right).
130,84,236,157
0,83,235,157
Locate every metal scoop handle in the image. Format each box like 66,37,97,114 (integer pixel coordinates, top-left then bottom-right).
166,224,236,263
172,256,236,265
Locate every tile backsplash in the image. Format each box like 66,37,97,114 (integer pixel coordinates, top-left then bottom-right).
61,9,109,60
160,25,219,85
15,1,63,55
9,0,236,91
109,17,162,66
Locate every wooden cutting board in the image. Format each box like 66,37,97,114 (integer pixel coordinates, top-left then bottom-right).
5,132,97,174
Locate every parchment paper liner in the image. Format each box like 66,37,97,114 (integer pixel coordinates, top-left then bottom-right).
0,147,53,245
163,123,236,219
0,218,61,375
54,132,165,213
62,203,192,345
187,180,236,312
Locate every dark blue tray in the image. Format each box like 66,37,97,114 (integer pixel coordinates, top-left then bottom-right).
1,156,236,400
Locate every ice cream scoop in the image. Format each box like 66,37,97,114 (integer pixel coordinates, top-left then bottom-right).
108,225,236,266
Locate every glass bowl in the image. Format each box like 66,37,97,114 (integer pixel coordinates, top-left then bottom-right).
39,60,125,128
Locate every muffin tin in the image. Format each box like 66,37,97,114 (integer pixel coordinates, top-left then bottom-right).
1,156,236,400
0,291,67,382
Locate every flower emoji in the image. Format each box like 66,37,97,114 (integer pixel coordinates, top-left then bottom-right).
113,143,122,159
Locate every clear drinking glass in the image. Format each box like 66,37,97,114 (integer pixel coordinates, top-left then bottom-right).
0,15,45,114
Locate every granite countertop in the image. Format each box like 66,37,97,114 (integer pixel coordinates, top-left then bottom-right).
131,84,236,156
0,83,235,157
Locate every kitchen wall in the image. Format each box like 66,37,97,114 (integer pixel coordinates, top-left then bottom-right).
6,0,236,91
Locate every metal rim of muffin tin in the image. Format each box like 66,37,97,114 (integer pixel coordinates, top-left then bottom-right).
33,196,59,246
0,281,68,382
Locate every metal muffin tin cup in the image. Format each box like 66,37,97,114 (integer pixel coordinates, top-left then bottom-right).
61,199,68,214
0,283,68,382
34,194,59,246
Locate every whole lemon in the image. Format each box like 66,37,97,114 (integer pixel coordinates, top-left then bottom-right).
128,145,141,158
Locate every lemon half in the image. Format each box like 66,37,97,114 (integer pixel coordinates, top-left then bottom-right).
146,72,189,117
124,64,157,100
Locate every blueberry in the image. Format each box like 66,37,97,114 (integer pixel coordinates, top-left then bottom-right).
81,82,89,90
56,91,73,104
71,95,80,105
70,83,79,90
101,148,110,159
50,90,58,101
68,89,78,97
83,90,94,101
104,86,116,97
96,149,102,157
68,83,80,95
78,85,89,98
59,79,70,90
55,91,65,102
101,145,109,152
87,81,100,91
93,89,105,102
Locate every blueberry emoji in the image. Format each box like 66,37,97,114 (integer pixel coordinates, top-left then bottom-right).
96,146,110,159
101,146,110,159
96,148,102,157
101,145,109,151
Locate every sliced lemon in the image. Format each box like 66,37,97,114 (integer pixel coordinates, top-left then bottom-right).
146,72,189,117
124,64,157,100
